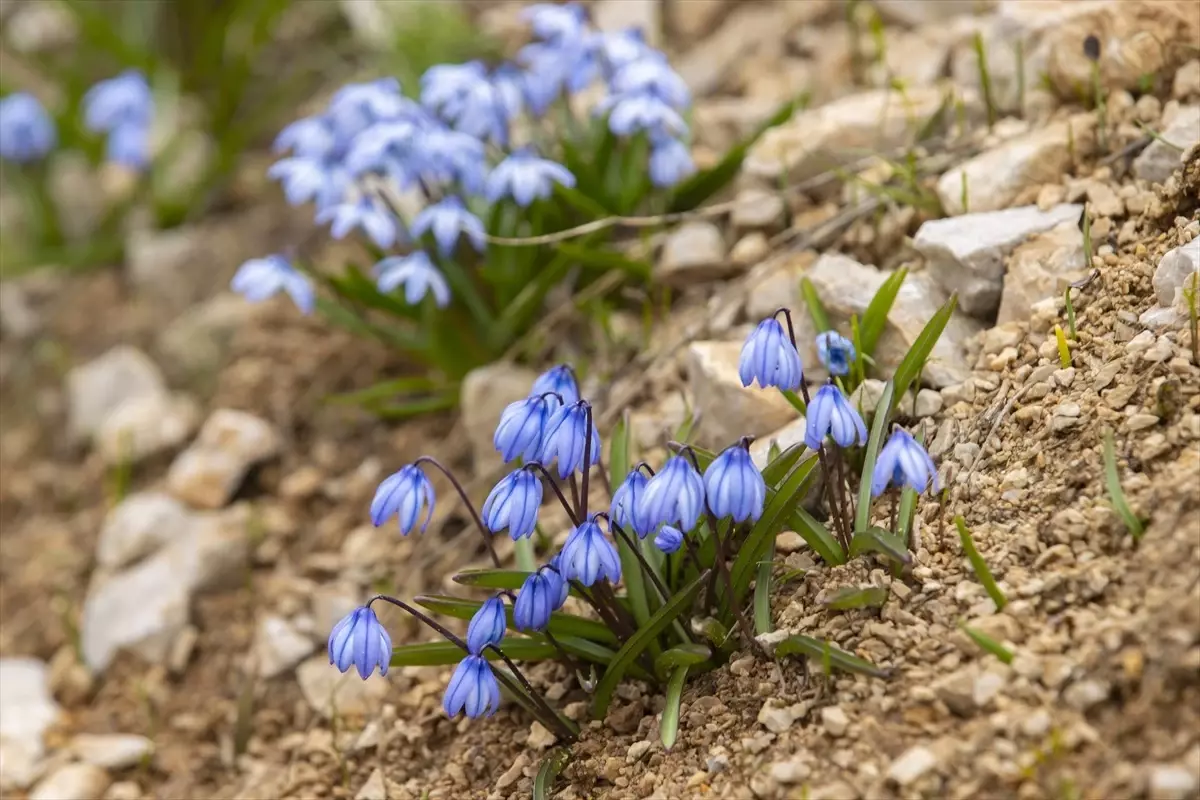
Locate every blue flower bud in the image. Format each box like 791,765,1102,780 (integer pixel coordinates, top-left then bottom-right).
610,468,651,537
547,554,570,606
805,384,868,451
231,254,316,315
654,525,684,554
539,400,601,480
328,606,391,680
370,464,436,534
637,455,704,533
531,364,580,407
494,395,554,463
703,444,766,524
739,318,803,391
0,93,56,163
815,331,856,377
513,568,561,631
558,517,621,586
466,595,507,655
443,655,501,719
871,428,939,497
482,468,543,540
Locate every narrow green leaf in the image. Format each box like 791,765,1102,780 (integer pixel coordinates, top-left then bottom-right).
1102,429,1145,540
555,242,651,280
754,539,775,635
654,644,712,674
774,634,891,678
592,571,710,719
788,507,847,565
414,595,618,645
823,585,889,610
610,414,657,652
954,517,1007,609
961,624,1014,665
324,376,439,407
890,295,957,410
390,637,553,667
534,748,571,800
370,393,459,419
693,617,730,650
553,182,611,219
849,526,912,565
855,381,896,535
729,455,819,601
780,389,807,415
454,569,535,592
858,268,907,358
762,442,808,486
800,277,833,334
660,665,689,750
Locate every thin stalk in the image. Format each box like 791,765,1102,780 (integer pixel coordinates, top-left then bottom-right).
580,403,594,519
567,474,581,520
415,457,500,568
525,463,580,527
608,519,671,603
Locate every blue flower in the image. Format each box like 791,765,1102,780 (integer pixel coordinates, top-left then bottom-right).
539,400,601,480
437,76,513,145
648,135,695,188
373,252,450,307
328,606,391,679
273,115,337,160
816,331,856,377
344,119,424,181
611,468,651,538
871,428,939,497
485,150,576,207
513,568,562,631
704,444,766,524
611,57,690,109
103,122,150,169
370,464,436,534
83,70,152,133
594,29,651,71
412,126,486,191
466,595,507,655
517,45,572,116
494,395,554,463
411,197,486,256
231,255,315,314
443,655,501,719
316,195,399,249
0,93,56,163
420,62,488,117
482,468,543,540
547,553,570,606
805,384,867,451
559,517,621,586
327,78,412,140
637,455,705,533
523,2,588,42
531,364,579,407
739,318,803,391
267,156,348,210
602,92,686,137
654,524,684,554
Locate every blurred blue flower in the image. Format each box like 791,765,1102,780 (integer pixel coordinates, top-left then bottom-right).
466,595,507,655
704,444,766,524
494,394,554,463
370,464,436,534
531,364,579,407
0,93,56,163
513,568,562,631
267,156,348,210
231,255,315,314
559,516,621,586
539,400,601,480
438,77,512,146
654,524,684,554
872,428,939,497
328,77,412,141
273,115,337,160
601,92,686,137
485,150,576,207
517,45,571,116
482,468,543,540
611,57,690,109
328,605,391,679
420,62,488,117
490,64,527,119
316,195,399,249
805,383,867,451
443,655,501,719
104,122,150,169
739,318,803,391
373,252,450,307
594,29,651,72
411,197,486,256
344,119,426,186
816,331,856,377
648,135,695,188
638,454,704,533
611,468,651,538
412,127,487,191
83,70,152,133
523,2,588,42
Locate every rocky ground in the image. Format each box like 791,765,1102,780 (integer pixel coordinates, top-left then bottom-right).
1,1,1199,799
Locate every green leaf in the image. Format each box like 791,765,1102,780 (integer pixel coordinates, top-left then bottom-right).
889,295,957,412
762,442,809,486
453,569,533,591
414,595,618,645
669,96,804,212
660,665,689,750
858,268,907,359
849,526,912,565
800,277,833,334
754,539,775,635
654,644,712,674
823,585,889,610
324,376,440,407
1102,429,1145,540
774,635,890,678
534,748,571,800
961,623,1014,665
788,507,847,565
553,182,612,219
555,242,651,280
855,381,896,534
780,389,807,416
591,571,710,719
390,637,553,667
954,517,1007,610
609,414,657,652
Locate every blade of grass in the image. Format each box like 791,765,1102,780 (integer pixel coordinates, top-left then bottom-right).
800,277,833,333
754,539,775,635
849,526,912,565
954,517,1007,610
534,748,571,800
654,644,712,674
660,665,689,750
610,413,658,654
728,456,820,600
858,268,907,358
823,585,889,610
890,296,956,411
1102,429,1145,540
788,508,847,565
774,634,891,678
961,623,1014,665
414,595,618,645
855,381,896,534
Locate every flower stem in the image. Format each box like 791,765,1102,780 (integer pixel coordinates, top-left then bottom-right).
525,463,579,527
608,518,671,603
415,456,500,568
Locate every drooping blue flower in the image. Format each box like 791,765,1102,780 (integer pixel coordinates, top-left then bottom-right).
343,119,424,181
601,92,686,137
490,64,527,119
610,468,651,538
437,76,513,146
420,61,488,117
0,93,56,163
231,254,316,314
816,331,856,377
538,400,601,480
513,568,562,631
485,150,576,207
611,57,690,110
703,444,766,524
267,156,348,210
411,196,486,256
83,70,152,133
328,605,392,679
412,126,487,191
373,252,450,307
482,468,543,540
443,655,501,719
522,2,588,42
517,45,572,116
327,77,412,141
315,195,399,249
103,122,150,169
559,517,621,586
273,115,337,160
547,553,570,606
805,383,867,452
739,317,803,391
494,395,555,463
370,464,436,534
466,595,507,655
654,524,684,554
871,428,939,497
530,364,580,407
637,455,705,533
594,29,651,72
648,135,695,188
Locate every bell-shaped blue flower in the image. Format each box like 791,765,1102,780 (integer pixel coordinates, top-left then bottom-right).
805,383,867,451
539,400,601,480
654,525,684,554
739,318,803,391
466,595,507,655
601,92,686,137
373,252,450,308
327,78,411,141
531,364,579,407
871,428,939,497
547,553,570,606
0,93,56,163
316,195,399,249
83,70,153,133
328,605,391,679
513,568,563,631
412,127,487,192
267,156,348,211
648,135,695,188
816,331,856,377
482,468,543,540
637,455,704,533
370,464,436,534
231,254,315,314
611,58,690,110
411,197,486,256
104,122,150,169
494,395,554,463
273,115,337,159
522,2,587,42
703,445,766,524
443,655,501,719
420,61,488,116
559,517,621,586
485,150,576,207
611,468,651,538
